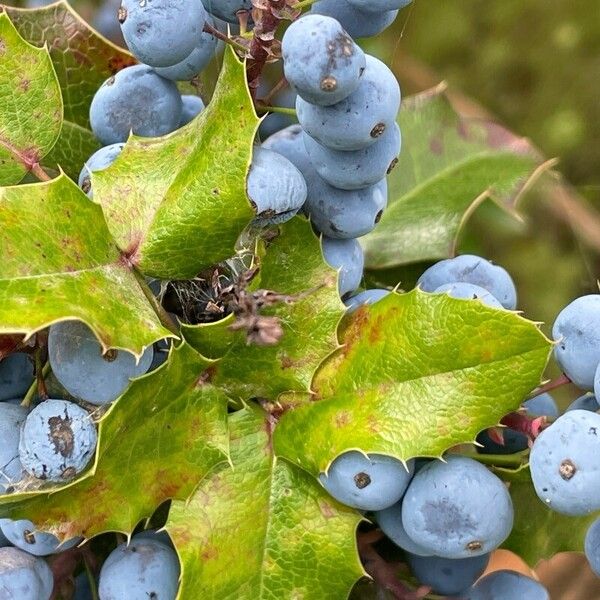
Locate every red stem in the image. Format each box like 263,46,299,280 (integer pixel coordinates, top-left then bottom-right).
527,373,571,399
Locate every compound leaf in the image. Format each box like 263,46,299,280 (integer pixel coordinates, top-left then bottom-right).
93,48,258,280
5,1,136,178
0,10,62,185
274,291,552,473
0,174,170,354
167,407,363,600
183,218,344,402
362,86,548,269
0,342,229,541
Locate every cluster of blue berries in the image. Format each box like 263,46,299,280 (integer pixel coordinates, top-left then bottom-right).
0,527,179,600
316,252,600,597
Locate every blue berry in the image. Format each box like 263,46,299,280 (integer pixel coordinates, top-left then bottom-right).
18,399,98,482
585,517,600,577
262,124,312,175
119,0,208,67
178,95,206,126
90,65,182,145
319,451,414,511
530,410,600,515
48,320,154,406
347,0,413,11
417,254,517,310
321,237,364,298
476,428,529,456
467,570,549,600
303,123,401,190
0,403,27,492
567,393,599,413
98,537,180,600
524,392,559,418
402,456,513,558
203,0,252,23
304,172,388,238
247,147,307,226
407,552,490,596
0,546,54,600
345,289,390,313
0,353,33,402
132,530,174,548
374,502,433,556
0,519,80,557
78,143,124,198
552,295,600,389
434,282,503,309
282,15,366,106
297,55,400,151
154,23,219,81
311,0,398,38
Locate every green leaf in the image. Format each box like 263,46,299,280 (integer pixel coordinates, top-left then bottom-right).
362,86,548,269
5,1,134,177
167,407,363,599
183,218,344,401
0,174,170,354
93,48,258,280
0,10,62,185
274,290,552,473
501,466,598,565
0,342,229,540
43,120,100,181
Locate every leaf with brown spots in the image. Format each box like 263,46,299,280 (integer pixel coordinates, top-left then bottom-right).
183,218,345,402
0,342,229,540
362,86,550,269
4,1,136,179
274,290,552,474
0,10,62,184
0,174,171,354
92,48,259,279
167,407,363,599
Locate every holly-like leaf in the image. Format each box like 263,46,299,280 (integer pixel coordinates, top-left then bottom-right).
92,48,258,279
167,407,363,599
0,10,62,185
0,174,170,354
362,86,549,269
500,466,598,565
43,121,100,180
0,342,229,541
274,291,552,473
183,218,344,401
5,1,135,178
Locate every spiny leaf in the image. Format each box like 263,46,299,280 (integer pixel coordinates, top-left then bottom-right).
500,465,599,565
0,342,229,541
0,174,170,354
93,48,258,280
0,10,62,185
5,1,135,178
167,407,363,600
274,291,552,473
362,86,549,269
183,218,344,402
